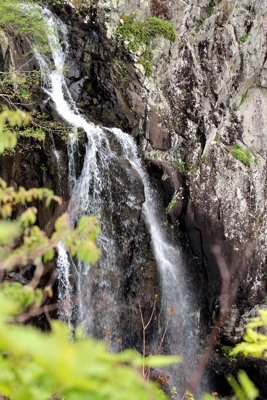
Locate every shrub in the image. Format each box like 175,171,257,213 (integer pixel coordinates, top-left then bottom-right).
240,34,249,43
0,282,179,400
206,1,215,16
176,161,185,171
167,199,176,212
232,143,251,167
0,111,180,399
116,14,176,76
139,59,153,77
146,17,177,42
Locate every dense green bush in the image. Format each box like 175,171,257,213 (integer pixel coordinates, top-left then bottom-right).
146,17,177,42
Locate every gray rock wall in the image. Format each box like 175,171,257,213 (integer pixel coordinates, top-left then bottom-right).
74,0,267,342
1,0,267,393
0,12,162,349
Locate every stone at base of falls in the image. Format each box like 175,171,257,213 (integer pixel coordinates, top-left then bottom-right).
208,355,267,399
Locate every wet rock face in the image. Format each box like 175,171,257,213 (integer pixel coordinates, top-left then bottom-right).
0,30,70,223
169,0,267,321
61,18,145,135
65,131,161,348
77,0,267,336
0,138,68,227
208,355,267,399
0,16,161,345
55,4,174,144
1,0,267,371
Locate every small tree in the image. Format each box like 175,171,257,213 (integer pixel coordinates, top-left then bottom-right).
0,0,50,52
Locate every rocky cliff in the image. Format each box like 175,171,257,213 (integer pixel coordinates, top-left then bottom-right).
1,0,267,396
62,0,267,394
56,0,267,341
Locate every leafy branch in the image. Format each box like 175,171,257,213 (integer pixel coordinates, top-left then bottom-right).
0,0,50,53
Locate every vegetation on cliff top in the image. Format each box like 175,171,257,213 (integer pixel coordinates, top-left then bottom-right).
0,0,50,52
116,14,176,76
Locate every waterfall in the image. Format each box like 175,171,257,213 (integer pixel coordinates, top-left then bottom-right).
36,8,202,397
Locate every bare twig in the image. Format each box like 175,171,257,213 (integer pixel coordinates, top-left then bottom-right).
138,296,175,382
0,57,35,74
155,310,173,356
9,303,58,323
29,261,44,289
138,295,158,378
44,305,52,324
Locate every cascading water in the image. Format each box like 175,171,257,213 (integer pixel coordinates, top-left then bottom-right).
37,9,203,397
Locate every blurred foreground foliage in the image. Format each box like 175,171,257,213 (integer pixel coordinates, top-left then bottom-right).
203,370,259,400
0,109,100,270
231,309,267,359
0,282,180,400
204,308,267,400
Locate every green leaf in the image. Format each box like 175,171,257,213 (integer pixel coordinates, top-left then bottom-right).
43,248,54,263
144,355,182,368
238,370,259,400
227,374,246,400
78,215,90,229
54,214,69,231
0,221,21,245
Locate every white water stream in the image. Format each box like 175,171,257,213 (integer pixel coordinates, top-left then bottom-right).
36,9,200,397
